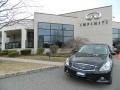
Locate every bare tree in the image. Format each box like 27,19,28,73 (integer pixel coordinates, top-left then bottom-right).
0,0,33,29
64,37,89,49
73,37,89,48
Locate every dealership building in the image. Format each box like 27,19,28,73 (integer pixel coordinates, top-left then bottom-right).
0,5,120,54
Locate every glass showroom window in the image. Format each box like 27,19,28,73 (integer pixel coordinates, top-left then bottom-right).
51,30,63,42
63,24,74,30
38,22,50,29
113,34,119,39
64,30,73,36
64,36,74,42
38,29,50,35
38,22,74,48
51,23,62,30
112,28,120,45
63,24,74,42
113,29,118,34
38,22,51,47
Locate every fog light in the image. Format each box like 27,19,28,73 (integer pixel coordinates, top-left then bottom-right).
100,77,105,81
66,70,69,73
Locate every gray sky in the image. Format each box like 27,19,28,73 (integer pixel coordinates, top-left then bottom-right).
10,0,120,21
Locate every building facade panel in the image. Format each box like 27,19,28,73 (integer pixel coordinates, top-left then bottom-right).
62,6,112,47
112,22,120,44
0,6,116,54
34,13,77,53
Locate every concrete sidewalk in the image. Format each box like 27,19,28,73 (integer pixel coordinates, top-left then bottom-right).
0,57,64,66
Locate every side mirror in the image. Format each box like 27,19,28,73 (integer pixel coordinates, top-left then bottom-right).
111,52,116,55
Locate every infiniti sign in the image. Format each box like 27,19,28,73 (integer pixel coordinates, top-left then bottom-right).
85,12,102,20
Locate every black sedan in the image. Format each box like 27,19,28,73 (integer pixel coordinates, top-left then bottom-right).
64,44,114,84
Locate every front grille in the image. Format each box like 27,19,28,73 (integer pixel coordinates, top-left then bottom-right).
72,63,96,71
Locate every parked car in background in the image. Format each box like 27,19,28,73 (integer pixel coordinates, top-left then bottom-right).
64,44,114,84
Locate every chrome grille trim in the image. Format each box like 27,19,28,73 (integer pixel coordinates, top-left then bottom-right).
72,63,96,71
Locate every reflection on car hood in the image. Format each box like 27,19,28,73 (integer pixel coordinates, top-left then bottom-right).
70,53,107,68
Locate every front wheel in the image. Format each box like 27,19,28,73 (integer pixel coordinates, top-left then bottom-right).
107,76,112,84
105,73,112,84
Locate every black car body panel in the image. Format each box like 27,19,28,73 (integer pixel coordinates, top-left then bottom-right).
64,44,113,84
64,65,111,82
71,55,106,69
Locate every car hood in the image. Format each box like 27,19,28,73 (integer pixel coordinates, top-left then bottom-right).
70,53,107,69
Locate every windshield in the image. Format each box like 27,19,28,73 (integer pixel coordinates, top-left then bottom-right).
78,44,108,55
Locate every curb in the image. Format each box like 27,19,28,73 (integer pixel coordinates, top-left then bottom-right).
0,66,61,79
0,57,64,66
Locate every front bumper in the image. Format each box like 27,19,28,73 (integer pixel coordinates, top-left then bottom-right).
64,65,111,82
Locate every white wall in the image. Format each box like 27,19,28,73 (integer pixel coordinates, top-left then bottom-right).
62,6,112,47
1,19,34,32
0,19,34,50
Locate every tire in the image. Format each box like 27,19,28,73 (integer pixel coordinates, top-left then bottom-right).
106,75,112,84
107,76,112,84
64,71,72,78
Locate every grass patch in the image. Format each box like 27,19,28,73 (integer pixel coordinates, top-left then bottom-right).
0,61,49,74
18,55,67,62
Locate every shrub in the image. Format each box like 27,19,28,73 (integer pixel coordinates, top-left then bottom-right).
8,50,17,53
8,50,19,57
8,52,19,57
63,37,89,49
50,45,59,55
1,50,8,55
20,49,31,55
0,50,19,57
0,52,7,56
37,48,44,55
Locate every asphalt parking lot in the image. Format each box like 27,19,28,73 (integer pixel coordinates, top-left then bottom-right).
0,58,120,90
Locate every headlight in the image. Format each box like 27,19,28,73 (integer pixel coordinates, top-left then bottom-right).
99,61,111,72
65,58,69,66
